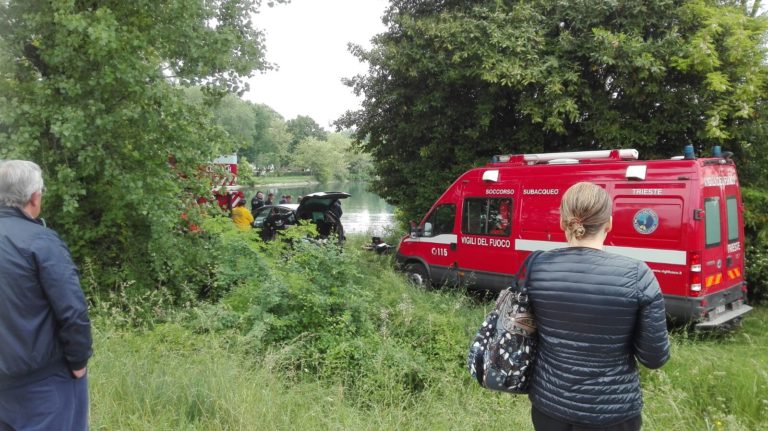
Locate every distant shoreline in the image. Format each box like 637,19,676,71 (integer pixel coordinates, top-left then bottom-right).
245,176,321,188
248,181,320,188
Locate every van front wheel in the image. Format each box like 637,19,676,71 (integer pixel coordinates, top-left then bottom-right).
405,263,430,287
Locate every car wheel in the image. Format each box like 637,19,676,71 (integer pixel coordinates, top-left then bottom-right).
405,263,430,287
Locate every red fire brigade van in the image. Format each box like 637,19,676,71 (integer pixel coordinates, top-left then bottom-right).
396,148,752,328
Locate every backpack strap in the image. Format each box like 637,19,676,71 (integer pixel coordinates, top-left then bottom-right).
514,250,543,294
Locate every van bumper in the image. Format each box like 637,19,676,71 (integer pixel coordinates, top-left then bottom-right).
695,302,752,328
664,283,752,328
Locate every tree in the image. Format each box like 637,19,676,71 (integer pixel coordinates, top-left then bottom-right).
0,0,285,293
213,94,262,160
336,131,373,180
285,115,328,162
291,136,348,183
249,104,291,169
183,88,290,170
340,0,768,222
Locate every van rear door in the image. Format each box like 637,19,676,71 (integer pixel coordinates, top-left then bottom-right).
702,184,727,295
701,171,743,296
723,191,745,287
695,165,751,327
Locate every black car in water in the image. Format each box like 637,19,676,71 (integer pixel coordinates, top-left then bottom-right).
252,191,350,241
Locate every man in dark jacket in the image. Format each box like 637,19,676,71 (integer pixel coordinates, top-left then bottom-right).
251,191,265,213
0,160,92,431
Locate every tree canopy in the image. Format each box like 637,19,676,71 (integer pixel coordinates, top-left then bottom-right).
183,89,291,168
340,0,768,222
289,131,372,183
0,0,285,290
285,115,329,160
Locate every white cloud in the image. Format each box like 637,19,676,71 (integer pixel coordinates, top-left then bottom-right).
244,0,389,130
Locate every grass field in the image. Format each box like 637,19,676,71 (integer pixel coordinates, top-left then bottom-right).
88,234,768,430
89,310,768,430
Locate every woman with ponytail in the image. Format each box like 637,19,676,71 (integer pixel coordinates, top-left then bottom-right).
525,182,670,431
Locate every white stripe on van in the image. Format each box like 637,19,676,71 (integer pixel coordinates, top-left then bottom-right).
403,234,458,245
515,239,687,265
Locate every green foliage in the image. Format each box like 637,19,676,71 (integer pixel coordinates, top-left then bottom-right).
236,157,257,186
287,132,372,183
291,134,350,183
212,94,265,158
291,137,341,183
88,237,768,430
161,228,477,406
742,187,768,303
285,115,328,157
184,88,291,170
340,0,768,223
0,0,283,293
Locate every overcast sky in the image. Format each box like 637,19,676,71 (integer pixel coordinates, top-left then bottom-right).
244,0,389,130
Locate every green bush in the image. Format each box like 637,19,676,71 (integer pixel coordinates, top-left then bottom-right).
88,247,768,431
151,226,482,408
742,188,768,304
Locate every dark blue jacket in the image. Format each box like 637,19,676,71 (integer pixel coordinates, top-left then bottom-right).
527,247,670,426
0,205,92,387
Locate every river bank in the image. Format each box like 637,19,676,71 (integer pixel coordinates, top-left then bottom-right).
247,175,320,188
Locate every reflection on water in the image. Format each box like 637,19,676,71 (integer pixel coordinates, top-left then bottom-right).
244,181,396,235
341,210,397,236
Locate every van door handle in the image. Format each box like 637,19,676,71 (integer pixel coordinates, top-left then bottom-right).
450,242,457,251
727,256,733,267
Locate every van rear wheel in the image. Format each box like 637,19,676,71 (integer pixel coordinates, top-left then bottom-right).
405,263,430,287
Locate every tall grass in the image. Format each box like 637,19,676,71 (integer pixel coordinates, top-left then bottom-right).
89,322,535,431
88,231,768,430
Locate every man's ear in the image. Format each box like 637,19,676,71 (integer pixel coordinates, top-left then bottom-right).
23,191,43,218
32,191,43,208
605,216,613,234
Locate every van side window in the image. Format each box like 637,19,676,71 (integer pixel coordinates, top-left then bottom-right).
704,197,721,247
423,204,456,237
726,196,739,242
462,198,513,236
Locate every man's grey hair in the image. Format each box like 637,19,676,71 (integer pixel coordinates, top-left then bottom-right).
0,160,45,208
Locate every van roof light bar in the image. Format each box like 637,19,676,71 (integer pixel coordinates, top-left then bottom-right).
492,149,639,164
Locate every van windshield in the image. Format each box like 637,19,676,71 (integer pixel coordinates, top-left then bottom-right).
423,204,455,236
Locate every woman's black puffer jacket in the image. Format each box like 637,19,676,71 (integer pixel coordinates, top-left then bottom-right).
527,247,670,426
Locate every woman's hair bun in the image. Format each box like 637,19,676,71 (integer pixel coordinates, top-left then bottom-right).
566,217,586,239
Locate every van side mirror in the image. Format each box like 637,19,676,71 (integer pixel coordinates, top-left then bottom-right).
423,222,433,237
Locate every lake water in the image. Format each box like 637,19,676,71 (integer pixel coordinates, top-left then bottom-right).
244,181,397,235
